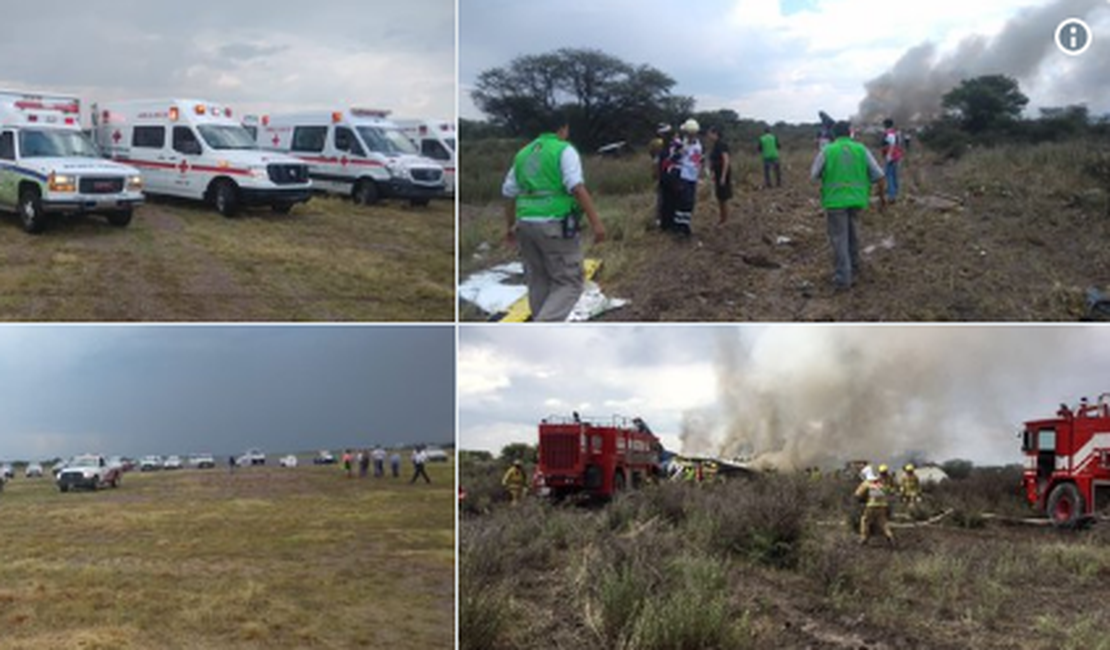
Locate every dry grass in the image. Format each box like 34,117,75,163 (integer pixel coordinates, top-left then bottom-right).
0,462,454,649
0,196,455,322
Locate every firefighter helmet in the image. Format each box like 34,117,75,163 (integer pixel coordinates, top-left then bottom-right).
905,463,915,472
878,464,889,475
681,118,700,134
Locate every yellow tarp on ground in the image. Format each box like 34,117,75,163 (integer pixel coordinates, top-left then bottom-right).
497,259,603,323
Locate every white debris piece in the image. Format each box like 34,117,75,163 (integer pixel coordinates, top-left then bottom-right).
568,282,629,322
459,263,528,314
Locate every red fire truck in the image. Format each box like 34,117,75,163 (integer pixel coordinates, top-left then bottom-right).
1021,394,1110,528
535,415,663,499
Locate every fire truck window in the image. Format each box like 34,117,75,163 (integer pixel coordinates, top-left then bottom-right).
1038,429,1056,451
133,126,165,149
421,139,450,161
292,126,327,153
0,132,13,161
172,127,202,155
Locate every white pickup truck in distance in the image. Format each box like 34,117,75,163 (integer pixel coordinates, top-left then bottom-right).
57,454,122,492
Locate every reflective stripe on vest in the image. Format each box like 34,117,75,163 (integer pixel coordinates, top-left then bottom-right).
513,133,577,220
821,138,870,210
760,133,779,160
866,480,889,507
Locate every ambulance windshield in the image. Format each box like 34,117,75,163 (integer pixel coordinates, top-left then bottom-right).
357,127,418,156
197,125,258,150
445,138,455,152
19,129,101,159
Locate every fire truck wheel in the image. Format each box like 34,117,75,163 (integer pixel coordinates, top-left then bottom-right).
613,470,626,492
1047,483,1084,529
18,186,47,234
213,180,241,218
107,210,133,228
354,179,380,206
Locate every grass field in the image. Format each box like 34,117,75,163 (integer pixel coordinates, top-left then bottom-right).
461,463,1110,649
0,195,455,322
0,461,454,649
460,139,1110,321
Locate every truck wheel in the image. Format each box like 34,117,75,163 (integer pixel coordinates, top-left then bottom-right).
213,180,240,218
59,484,68,493
90,480,98,491
271,203,294,215
107,209,133,227
354,179,379,206
1047,483,1084,529
18,186,47,234
409,198,431,207
110,475,119,488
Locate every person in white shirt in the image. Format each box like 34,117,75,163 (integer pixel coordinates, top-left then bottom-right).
410,447,431,484
673,118,703,237
372,446,387,477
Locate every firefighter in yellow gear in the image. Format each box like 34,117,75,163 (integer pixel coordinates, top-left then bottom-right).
502,460,528,506
855,465,895,546
900,463,922,506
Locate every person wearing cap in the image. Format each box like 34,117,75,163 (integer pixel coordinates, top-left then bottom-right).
855,464,895,547
650,123,675,230
810,121,886,291
705,126,733,225
673,118,702,237
502,459,528,506
758,127,782,189
502,112,606,321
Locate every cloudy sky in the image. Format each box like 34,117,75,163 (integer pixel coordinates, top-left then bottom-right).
2,0,454,121
459,325,1110,467
460,0,1110,124
0,326,454,461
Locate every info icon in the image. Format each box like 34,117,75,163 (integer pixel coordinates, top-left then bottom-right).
1055,18,1092,56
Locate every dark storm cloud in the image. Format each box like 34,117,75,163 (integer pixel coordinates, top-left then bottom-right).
0,326,455,461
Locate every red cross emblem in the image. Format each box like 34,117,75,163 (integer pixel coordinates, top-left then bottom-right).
340,156,349,167
112,130,122,143
272,134,280,147
178,159,190,174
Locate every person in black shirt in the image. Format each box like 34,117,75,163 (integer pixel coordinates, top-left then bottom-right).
705,126,733,225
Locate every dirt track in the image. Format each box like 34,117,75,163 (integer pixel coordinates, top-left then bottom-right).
0,195,455,322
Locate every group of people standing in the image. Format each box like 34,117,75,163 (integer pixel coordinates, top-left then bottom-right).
340,447,432,484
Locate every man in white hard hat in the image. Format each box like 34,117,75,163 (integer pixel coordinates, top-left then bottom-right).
673,118,703,237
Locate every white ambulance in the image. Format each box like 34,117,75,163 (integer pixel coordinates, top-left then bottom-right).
0,90,144,233
92,99,312,217
395,118,455,195
255,109,445,206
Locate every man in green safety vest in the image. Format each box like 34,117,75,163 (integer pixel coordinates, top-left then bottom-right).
809,121,886,291
502,114,606,321
758,127,782,189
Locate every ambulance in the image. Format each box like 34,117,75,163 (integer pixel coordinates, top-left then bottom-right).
0,90,144,233
255,108,445,206
395,118,455,195
92,99,312,217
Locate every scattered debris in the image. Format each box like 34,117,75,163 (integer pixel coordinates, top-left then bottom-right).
912,193,965,212
458,262,528,315
1085,287,1110,321
741,254,782,270
775,236,794,246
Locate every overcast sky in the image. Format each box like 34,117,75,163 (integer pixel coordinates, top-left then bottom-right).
1,0,454,121
460,0,1109,124
0,326,454,461
459,326,1110,467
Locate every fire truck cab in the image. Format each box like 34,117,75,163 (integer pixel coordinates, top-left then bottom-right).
536,415,663,499
0,90,144,233
1022,394,1110,528
92,99,312,217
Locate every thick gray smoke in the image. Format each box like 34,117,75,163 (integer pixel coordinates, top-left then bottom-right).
856,0,1109,126
679,328,1083,470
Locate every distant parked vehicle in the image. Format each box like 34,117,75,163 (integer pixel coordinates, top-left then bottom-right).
279,454,298,468
424,447,449,463
313,450,336,465
240,448,266,466
0,463,13,479
190,453,216,469
139,455,162,471
52,459,71,477
25,462,43,478
163,455,184,470
57,454,122,492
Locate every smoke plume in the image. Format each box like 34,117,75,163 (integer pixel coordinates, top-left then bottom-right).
855,0,1109,126
679,328,1082,470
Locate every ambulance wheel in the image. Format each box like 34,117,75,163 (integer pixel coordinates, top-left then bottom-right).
1047,483,1084,529
409,198,431,207
271,203,294,215
213,180,241,218
107,210,133,228
354,180,379,206
18,186,47,234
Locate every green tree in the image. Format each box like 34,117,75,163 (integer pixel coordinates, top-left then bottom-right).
472,48,693,150
941,75,1028,135
500,443,537,465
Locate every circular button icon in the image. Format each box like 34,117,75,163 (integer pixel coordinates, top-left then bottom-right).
1056,18,1092,56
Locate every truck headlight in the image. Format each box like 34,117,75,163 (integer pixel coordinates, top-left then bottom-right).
83,471,95,478
387,162,411,181
250,167,269,181
49,173,77,193
127,175,143,192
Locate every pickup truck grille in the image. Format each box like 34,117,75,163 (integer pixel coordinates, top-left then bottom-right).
268,164,309,185
79,177,125,194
